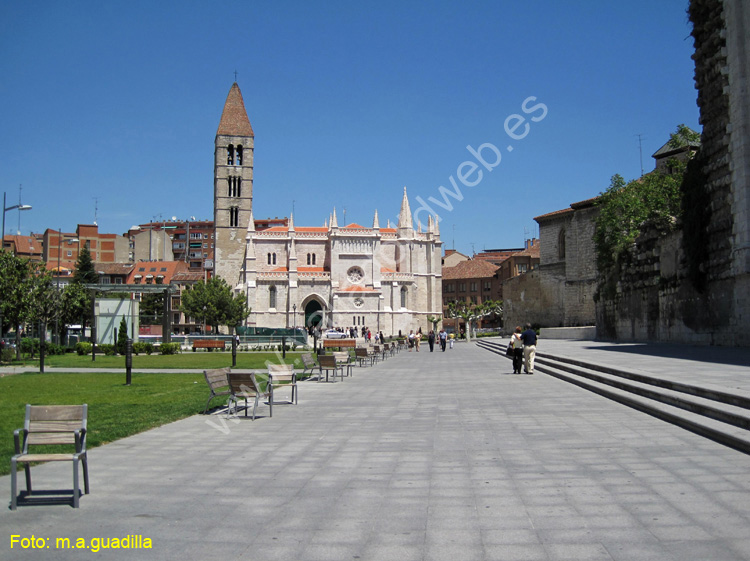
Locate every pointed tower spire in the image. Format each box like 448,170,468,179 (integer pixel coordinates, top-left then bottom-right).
373,209,380,229
217,83,254,137
288,212,295,232
434,214,440,236
331,207,339,228
245,208,256,239
427,215,433,233
397,186,413,234
418,219,422,233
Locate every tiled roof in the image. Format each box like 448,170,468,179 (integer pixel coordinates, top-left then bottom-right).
513,239,540,258
216,83,254,137
343,223,366,229
337,285,377,292
93,262,135,276
442,259,500,280
298,267,325,272
127,261,189,285
534,207,574,222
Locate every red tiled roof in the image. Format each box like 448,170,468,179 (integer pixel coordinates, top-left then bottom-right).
534,207,574,222
298,267,325,272
380,228,397,233
343,223,366,229
296,227,328,233
380,267,395,273
216,83,254,137
337,286,377,292
442,259,500,280
127,261,189,285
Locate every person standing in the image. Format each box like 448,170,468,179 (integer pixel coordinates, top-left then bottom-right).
415,328,422,352
520,323,537,374
408,330,415,351
439,329,447,352
510,326,524,374
449,333,454,349
428,330,435,352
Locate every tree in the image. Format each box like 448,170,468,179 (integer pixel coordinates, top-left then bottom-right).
594,125,691,286
140,292,164,325
0,251,40,359
73,245,98,285
180,277,249,333
445,299,503,342
426,315,441,331
59,282,91,336
117,317,129,355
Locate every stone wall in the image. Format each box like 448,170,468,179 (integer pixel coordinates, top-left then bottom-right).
595,0,750,347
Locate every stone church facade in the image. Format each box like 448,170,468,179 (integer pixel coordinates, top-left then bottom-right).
213,83,443,335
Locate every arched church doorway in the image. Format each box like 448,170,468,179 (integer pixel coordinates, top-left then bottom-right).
304,299,324,330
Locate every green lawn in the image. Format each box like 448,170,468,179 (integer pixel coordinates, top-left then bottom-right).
1,352,321,477
0,371,211,477
18,351,308,370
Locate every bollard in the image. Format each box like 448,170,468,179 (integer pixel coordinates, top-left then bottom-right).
125,338,133,385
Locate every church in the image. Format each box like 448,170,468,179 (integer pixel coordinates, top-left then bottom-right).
213,83,443,335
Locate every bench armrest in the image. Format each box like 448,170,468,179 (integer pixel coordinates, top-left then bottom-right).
13,428,28,455
74,428,87,453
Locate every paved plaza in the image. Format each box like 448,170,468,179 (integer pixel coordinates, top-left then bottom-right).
2,340,750,560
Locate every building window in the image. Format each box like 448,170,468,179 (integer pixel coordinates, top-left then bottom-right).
269,285,277,309
67,250,72,257
228,177,242,198
470,282,477,292
483,281,491,292
236,145,243,165
227,145,235,165
229,207,239,227
518,263,528,274
307,253,316,265
558,229,566,260
458,282,466,292
267,253,277,266
400,286,407,308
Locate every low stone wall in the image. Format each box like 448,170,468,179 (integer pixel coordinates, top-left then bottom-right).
540,326,596,340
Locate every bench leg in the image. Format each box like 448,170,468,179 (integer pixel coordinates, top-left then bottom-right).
82,454,90,495
73,458,80,508
10,458,17,510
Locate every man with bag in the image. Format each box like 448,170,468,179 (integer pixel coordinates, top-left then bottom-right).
520,323,537,374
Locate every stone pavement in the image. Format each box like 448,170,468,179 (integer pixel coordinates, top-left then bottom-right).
2,340,750,560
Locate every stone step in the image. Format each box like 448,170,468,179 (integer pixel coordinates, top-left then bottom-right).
475,338,750,455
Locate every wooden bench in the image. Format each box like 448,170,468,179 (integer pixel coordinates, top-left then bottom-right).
323,338,356,349
227,371,271,419
300,353,317,378
11,404,89,510
267,364,297,405
203,368,231,413
192,339,226,352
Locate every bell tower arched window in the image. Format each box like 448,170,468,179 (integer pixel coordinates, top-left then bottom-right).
227,144,235,165
269,285,277,309
400,286,408,309
229,206,239,227
236,145,243,165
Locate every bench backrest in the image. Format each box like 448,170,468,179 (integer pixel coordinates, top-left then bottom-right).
323,339,356,348
204,368,230,390
301,353,316,367
268,364,295,383
227,371,265,398
194,339,225,347
25,404,87,447
318,354,338,368
355,347,368,358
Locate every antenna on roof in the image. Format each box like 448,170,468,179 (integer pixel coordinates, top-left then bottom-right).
93,197,99,226
636,133,645,177
234,69,238,82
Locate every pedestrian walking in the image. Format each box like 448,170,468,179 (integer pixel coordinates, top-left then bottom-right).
510,326,524,374
428,330,435,352
520,323,537,374
439,329,447,352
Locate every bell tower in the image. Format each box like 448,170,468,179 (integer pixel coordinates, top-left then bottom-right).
214,82,254,289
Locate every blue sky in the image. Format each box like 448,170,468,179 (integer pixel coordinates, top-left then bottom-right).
1,0,699,255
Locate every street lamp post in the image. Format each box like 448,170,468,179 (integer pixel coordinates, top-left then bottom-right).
2,191,32,246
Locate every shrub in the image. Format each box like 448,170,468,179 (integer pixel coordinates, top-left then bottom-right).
98,344,116,356
160,342,181,355
45,342,66,355
1,348,14,364
133,342,154,355
76,342,92,356
20,338,39,357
